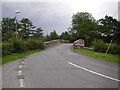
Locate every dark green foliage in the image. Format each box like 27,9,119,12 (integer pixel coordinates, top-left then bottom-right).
26,39,44,50
2,17,16,41
45,30,59,41
2,38,44,56
19,18,36,39
107,43,120,55
50,30,59,40
8,38,27,53
2,17,16,33
92,40,107,53
60,31,74,43
2,41,14,55
32,27,43,39
92,40,120,55
70,12,98,46
69,12,120,47
2,17,44,56
60,31,70,40
45,35,51,41
98,15,120,44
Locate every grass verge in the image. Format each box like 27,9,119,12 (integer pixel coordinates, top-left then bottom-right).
73,48,119,64
1,49,42,65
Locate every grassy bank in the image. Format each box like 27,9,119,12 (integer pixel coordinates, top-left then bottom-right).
1,49,42,65
73,48,119,63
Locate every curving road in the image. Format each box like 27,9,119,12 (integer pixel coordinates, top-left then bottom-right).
2,44,119,88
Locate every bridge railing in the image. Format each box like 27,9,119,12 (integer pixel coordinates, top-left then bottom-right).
44,40,69,48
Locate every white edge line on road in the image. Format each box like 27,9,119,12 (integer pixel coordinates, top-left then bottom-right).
68,62,120,82
19,65,23,69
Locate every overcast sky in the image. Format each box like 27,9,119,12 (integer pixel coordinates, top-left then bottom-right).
2,0,119,35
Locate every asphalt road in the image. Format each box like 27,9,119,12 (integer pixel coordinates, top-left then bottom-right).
2,44,119,88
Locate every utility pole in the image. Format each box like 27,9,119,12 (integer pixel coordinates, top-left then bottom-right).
14,10,20,37
118,1,120,21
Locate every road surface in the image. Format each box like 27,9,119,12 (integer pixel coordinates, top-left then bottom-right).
2,44,119,88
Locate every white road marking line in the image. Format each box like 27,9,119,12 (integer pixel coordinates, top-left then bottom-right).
18,70,22,75
24,59,28,61
19,79,24,82
18,70,22,74
21,62,25,64
28,57,30,59
68,62,120,82
19,65,23,69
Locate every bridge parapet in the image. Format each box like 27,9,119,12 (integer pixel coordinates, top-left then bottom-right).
44,40,69,48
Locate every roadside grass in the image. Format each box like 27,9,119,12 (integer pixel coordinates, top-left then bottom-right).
1,49,42,65
73,48,119,64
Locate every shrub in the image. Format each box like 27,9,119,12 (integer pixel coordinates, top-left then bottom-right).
8,38,28,53
26,39,44,50
108,43,120,55
2,38,44,56
92,40,120,55
2,41,14,56
92,40,107,53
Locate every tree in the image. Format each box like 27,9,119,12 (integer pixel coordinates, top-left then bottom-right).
19,18,35,39
50,30,59,40
71,12,98,46
60,31,70,40
45,34,51,41
98,15,120,43
32,27,43,39
2,17,16,41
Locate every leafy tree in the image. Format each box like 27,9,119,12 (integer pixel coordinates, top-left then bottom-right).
98,15,120,44
2,17,16,41
19,18,35,39
71,12,98,46
32,27,43,39
50,30,59,40
60,31,71,40
45,34,51,41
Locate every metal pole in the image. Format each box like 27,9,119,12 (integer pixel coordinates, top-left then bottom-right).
15,10,20,37
15,13,17,36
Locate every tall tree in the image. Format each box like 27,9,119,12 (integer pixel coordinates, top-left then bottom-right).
98,15,120,43
19,18,35,39
71,12,98,46
32,27,43,39
50,30,59,40
45,34,51,41
2,17,16,41
60,31,70,40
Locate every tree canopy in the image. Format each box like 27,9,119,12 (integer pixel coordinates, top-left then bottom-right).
70,12,98,46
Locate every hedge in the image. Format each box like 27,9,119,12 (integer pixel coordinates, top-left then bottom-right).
2,38,44,56
92,40,120,55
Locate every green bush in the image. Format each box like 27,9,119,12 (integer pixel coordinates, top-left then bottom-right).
107,43,120,55
92,40,107,53
2,41,14,56
92,40,120,55
26,39,44,50
2,37,44,56
8,38,28,53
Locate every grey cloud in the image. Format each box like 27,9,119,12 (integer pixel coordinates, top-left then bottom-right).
2,1,119,35
2,2,73,34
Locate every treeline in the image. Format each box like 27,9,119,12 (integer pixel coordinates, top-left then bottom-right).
1,12,120,56
2,17,44,56
45,12,120,55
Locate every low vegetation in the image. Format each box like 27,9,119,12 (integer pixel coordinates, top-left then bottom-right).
2,49,42,65
73,48,119,63
1,11,120,64
2,38,44,56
